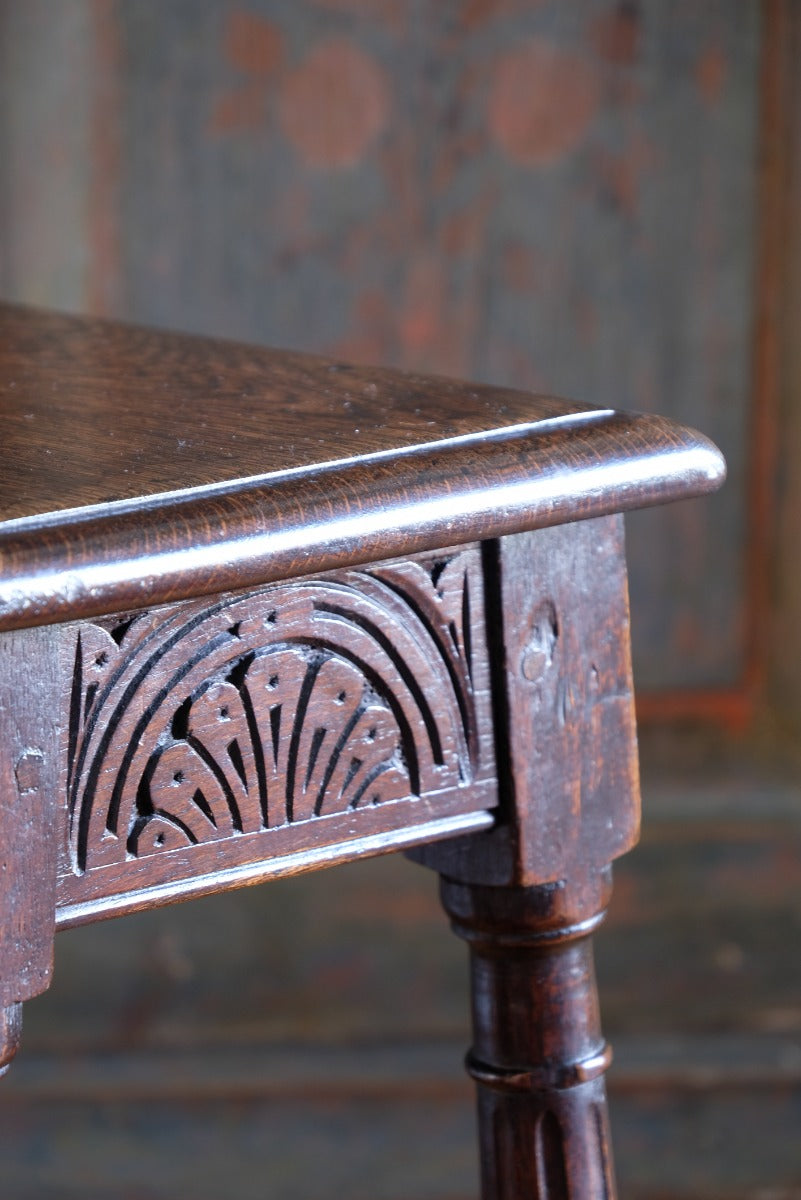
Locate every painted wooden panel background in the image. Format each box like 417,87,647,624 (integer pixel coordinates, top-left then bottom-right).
0,0,762,700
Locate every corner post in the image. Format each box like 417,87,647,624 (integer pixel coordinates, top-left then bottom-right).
442,872,615,1198
0,626,64,1070
410,515,640,1199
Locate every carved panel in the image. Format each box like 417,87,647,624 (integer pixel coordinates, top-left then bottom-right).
65,549,492,881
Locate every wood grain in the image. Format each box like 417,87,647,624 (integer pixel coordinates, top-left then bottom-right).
52,547,497,925
0,301,727,1192
0,302,587,522
0,626,64,1009
442,872,617,1199
0,304,724,633
411,516,640,890
410,518,640,1198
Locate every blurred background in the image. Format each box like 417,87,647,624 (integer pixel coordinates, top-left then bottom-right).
0,2,799,1196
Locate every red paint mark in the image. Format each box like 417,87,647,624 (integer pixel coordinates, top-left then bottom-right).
461,0,518,28
592,133,658,218
399,256,446,356
376,128,425,248
327,289,393,366
434,197,495,373
356,288,393,327
210,11,284,136
636,688,753,732
225,10,283,78
328,332,388,366
440,204,489,257
429,55,490,192
489,41,600,166
334,290,394,365
457,0,547,29
590,3,640,66
485,337,547,393
209,89,265,135
696,46,727,107
395,251,480,377
633,5,784,734
609,75,643,109
280,39,389,169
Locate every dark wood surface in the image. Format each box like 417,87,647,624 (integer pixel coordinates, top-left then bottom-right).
0,301,721,529
0,302,588,521
412,518,639,889
0,627,62,1019
0,303,726,1197
54,547,497,927
0,304,724,633
414,518,638,1197
443,872,617,1198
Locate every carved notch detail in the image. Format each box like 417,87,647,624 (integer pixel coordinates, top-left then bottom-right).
67,553,482,872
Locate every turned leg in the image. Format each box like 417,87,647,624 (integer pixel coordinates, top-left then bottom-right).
441,872,616,1200
409,519,643,1197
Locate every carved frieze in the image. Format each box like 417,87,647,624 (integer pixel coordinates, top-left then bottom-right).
65,550,491,878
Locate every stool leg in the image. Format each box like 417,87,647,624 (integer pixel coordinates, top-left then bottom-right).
410,521,638,1194
441,873,616,1200
0,626,64,1075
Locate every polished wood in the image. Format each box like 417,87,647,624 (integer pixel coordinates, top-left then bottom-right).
0,304,725,1197
0,304,724,529
415,517,633,1198
55,547,497,926
442,871,615,1200
0,626,63,1009
0,304,723,633
410,517,638,888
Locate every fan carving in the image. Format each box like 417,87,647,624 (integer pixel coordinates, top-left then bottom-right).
67,554,483,873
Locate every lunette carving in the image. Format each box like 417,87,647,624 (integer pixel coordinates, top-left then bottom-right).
67,552,485,874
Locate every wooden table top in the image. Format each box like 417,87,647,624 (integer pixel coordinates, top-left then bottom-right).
1,303,594,526
0,304,725,631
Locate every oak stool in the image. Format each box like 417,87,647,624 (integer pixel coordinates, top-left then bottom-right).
0,304,725,1198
